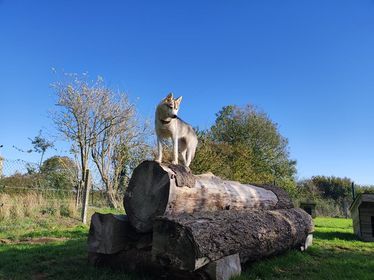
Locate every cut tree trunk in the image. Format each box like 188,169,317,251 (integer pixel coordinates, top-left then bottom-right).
152,208,314,271
88,213,152,254
88,213,241,280
124,161,293,232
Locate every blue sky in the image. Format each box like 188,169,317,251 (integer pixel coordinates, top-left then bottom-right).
0,0,373,184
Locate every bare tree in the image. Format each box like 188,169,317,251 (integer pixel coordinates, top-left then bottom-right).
53,73,151,209
90,91,151,208
53,73,108,207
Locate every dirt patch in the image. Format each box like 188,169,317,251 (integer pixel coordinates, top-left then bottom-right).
19,237,69,244
32,272,48,280
0,238,12,244
0,237,69,244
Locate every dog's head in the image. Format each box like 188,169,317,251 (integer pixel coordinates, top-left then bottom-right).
161,92,182,118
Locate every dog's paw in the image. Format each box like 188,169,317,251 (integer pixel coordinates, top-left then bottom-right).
172,160,178,165
155,159,162,164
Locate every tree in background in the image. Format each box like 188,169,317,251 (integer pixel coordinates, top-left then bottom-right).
90,91,151,208
191,105,297,195
13,130,54,173
40,156,78,191
53,73,151,209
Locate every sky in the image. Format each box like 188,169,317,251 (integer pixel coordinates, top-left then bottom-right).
0,0,373,185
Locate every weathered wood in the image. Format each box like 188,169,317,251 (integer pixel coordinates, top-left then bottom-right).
89,250,241,280
81,169,91,224
124,160,294,232
87,213,243,279
152,208,314,271
87,213,152,254
202,254,241,280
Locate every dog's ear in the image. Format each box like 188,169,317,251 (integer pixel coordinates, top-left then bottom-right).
163,92,173,102
175,96,183,107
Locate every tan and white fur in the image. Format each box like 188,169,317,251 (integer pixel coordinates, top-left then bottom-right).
155,93,198,167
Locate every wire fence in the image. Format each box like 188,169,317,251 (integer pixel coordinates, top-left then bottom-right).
0,157,125,231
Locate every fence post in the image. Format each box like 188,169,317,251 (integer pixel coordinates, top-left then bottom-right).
81,169,91,225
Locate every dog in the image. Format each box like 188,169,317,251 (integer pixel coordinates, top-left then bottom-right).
155,93,198,167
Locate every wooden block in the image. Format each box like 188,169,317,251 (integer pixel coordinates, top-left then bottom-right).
202,254,241,280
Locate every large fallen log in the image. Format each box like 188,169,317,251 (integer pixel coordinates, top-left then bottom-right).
152,208,314,271
124,161,293,232
88,213,241,280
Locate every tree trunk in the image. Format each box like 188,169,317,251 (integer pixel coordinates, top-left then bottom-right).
75,180,82,209
124,161,293,232
88,213,152,254
88,213,241,280
152,208,313,271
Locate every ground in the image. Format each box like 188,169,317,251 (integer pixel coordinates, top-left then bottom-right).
0,214,373,280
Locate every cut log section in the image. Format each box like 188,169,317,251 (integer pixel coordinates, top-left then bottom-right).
87,214,242,280
152,208,314,271
124,160,294,232
88,213,152,254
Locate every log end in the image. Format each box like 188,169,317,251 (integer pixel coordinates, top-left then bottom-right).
124,161,172,232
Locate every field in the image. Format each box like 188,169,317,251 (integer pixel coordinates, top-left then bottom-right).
1,215,373,280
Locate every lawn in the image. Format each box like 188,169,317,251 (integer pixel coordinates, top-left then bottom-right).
0,216,373,280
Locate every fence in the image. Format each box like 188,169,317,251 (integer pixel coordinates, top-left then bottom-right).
0,158,125,230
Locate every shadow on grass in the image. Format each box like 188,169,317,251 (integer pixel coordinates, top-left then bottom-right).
0,238,152,280
313,231,358,241
236,246,374,280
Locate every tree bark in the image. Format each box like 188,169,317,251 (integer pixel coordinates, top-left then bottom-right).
88,213,242,280
124,161,293,232
88,213,152,254
152,208,313,271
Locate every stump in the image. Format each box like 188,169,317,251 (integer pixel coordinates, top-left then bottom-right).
124,161,293,232
152,208,313,271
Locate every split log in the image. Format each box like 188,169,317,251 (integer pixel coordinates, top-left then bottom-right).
87,213,151,254
152,208,314,271
124,160,293,232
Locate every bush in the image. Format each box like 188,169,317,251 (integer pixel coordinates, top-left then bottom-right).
59,200,76,217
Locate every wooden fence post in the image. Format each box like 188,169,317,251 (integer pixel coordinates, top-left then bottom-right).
81,169,91,225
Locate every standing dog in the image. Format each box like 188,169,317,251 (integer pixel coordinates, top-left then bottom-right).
155,93,198,167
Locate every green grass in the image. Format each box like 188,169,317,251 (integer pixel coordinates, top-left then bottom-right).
235,217,374,280
1,216,373,279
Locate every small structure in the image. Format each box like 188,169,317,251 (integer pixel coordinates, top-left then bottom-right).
349,193,374,242
300,201,316,218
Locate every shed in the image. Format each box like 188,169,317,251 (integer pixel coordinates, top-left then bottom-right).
349,193,374,242
299,202,316,218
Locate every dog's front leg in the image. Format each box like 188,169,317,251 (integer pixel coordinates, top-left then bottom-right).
156,138,163,163
172,135,178,165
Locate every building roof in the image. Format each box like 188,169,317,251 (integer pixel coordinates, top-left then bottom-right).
349,193,374,211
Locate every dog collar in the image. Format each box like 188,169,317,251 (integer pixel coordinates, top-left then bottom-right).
160,115,177,124
160,119,171,124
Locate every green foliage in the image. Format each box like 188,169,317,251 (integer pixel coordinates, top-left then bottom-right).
191,105,297,194
40,156,78,190
311,176,352,201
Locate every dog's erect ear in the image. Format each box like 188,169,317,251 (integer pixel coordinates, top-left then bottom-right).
175,96,182,107
163,92,173,102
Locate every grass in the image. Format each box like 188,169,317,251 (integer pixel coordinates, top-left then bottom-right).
235,217,374,280
0,216,373,279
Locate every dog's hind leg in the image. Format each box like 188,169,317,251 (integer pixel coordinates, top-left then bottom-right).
185,141,197,167
178,150,187,166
